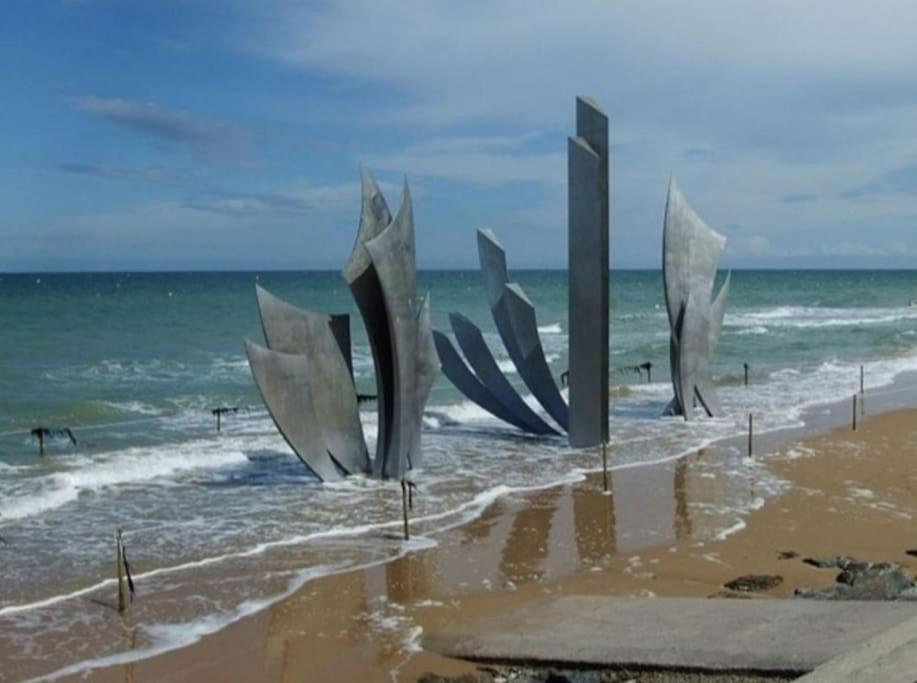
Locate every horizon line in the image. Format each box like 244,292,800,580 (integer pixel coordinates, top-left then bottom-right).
2,266,916,276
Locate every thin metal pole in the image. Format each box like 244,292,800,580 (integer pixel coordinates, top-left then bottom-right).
601,441,609,493
400,480,410,541
744,363,749,387
852,394,858,431
860,365,865,416
116,529,126,613
747,413,753,458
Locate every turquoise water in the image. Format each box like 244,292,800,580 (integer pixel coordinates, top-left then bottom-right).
3,270,916,450
2,269,917,677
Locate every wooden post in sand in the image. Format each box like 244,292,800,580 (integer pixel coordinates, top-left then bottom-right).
747,413,753,458
400,480,410,541
116,529,127,613
743,363,749,387
601,441,609,493
852,394,858,432
860,365,865,416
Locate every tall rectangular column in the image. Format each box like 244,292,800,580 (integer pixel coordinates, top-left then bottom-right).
568,96,609,447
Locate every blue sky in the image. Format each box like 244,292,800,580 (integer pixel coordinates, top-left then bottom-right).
3,1,917,271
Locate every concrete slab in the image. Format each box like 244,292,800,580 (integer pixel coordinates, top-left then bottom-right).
423,596,917,675
797,613,917,682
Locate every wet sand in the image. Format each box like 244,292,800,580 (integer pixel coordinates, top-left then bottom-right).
63,405,917,683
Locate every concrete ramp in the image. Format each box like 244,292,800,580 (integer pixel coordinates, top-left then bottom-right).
423,596,917,675
798,613,917,682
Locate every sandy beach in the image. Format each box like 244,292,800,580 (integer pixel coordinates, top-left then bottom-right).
44,401,916,683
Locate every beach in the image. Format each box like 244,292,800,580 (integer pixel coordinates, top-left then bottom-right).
7,2,917,679
3,272,917,681
35,400,917,682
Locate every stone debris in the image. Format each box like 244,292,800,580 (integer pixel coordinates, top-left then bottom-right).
420,668,792,683
723,574,784,593
795,556,915,601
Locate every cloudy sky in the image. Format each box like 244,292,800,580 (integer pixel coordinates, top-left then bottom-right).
3,1,917,271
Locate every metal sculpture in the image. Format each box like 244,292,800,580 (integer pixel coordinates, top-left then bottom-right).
244,169,436,481
478,229,569,429
435,96,617,440
434,227,567,436
662,178,731,420
255,284,352,373
567,96,610,447
444,313,556,435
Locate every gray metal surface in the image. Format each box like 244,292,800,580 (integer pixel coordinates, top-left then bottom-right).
246,166,434,481
255,284,351,372
425,595,917,674
343,168,395,472
253,286,370,475
477,229,569,430
243,339,345,482
567,96,610,448
412,293,439,468
432,329,539,431
662,178,730,419
449,313,557,435
329,313,353,378
365,179,430,479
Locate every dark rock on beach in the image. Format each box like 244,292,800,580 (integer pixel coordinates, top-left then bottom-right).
723,574,783,593
418,673,493,683
422,667,794,682
801,555,856,569
777,550,798,560
708,590,756,599
795,556,914,600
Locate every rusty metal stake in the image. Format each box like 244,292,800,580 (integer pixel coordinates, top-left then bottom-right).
116,529,127,613
747,413,753,458
400,480,410,541
601,441,609,493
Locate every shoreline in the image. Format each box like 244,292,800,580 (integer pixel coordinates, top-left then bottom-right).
25,372,917,683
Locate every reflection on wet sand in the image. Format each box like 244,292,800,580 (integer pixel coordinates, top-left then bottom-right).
674,455,692,540
573,472,616,564
79,444,762,683
498,487,564,584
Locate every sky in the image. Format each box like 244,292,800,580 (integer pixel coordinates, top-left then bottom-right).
2,1,917,271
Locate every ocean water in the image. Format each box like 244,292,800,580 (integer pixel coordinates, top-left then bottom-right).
2,269,917,677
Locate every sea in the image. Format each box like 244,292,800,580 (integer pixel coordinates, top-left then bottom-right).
2,269,917,678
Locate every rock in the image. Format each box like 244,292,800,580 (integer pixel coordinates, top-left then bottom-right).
723,574,783,593
778,550,799,560
895,586,917,601
708,590,756,599
794,585,854,600
795,556,915,600
418,673,493,683
905,549,917,557
802,555,857,569
837,561,895,584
